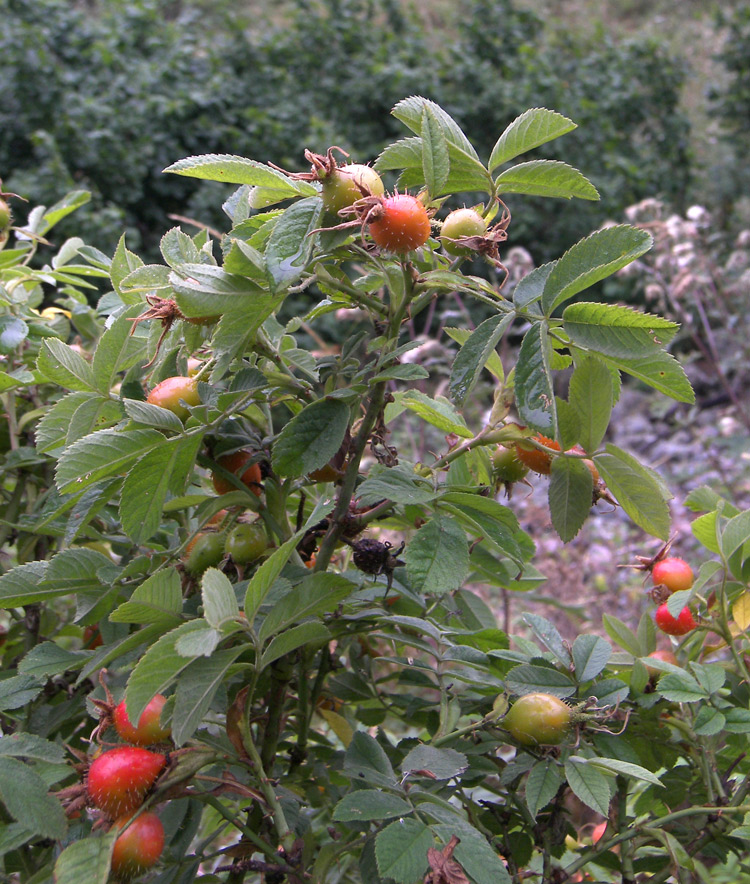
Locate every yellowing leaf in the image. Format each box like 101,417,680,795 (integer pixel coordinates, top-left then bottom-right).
319,708,354,747
732,592,750,631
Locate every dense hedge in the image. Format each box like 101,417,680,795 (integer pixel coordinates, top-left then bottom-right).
1,0,691,262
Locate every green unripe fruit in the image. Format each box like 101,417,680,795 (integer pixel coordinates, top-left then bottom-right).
184,531,224,575
503,692,571,746
225,521,268,564
440,208,487,256
0,198,11,231
321,164,384,215
491,446,529,484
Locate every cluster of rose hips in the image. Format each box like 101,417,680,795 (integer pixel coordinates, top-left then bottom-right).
85,694,171,879
635,544,696,637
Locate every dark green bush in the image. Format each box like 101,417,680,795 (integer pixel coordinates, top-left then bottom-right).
1,0,691,263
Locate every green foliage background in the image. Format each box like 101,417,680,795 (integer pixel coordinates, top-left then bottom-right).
1,0,693,262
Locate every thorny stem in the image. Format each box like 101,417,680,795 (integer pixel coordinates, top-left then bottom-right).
616,776,635,884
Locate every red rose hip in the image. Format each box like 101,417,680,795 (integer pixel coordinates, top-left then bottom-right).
87,747,166,817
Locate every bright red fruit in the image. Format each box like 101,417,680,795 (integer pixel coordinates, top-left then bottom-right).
111,812,165,879
87,747,166,817
652,557,694,593
114,695,171,746
368,194,431,253
654,604,697,636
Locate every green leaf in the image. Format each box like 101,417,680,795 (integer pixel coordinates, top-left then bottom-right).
110,568,183,625
202,568,240,628
375,136,423,172
0,561,49,608
258,573,356,643
513,263,554,310
0,676,41,711
401,745,467,780
160,226,203,267
526,760,564,819
375,818,433,884
54,832,116,884
91,308,148,393
397,390,473,438
548,457,593,542
265,197,323,292
244,532,304,621
504,665,576,697
122,398,185,432
18,642,86,679
489,108,577,170
602,614,643,657
421,105,450,198
584,757,663,787
272,397,350,477
119,263,172,295
0,757,66,839
164,154,316,195
721,509,750,562
515,323,556,433
495,160,598,201
357,464,436,506
403,514,469,596
386,97,490,193
172,647,245,745
392,96,479,160
657,671,706,703
110,234,144,304
37,338,96,392
170,264,269,318
563,302,679,358
564,757,614,816
0,316,28,354
431,821,512,884
568,356,614,452
594,445,671,540
56,428,163,494
64,396,123,446
126,620,209,722
449,313,514,405
522,613,571,664
333,791,413,823
344,732,398,789
444,326,504,379
542,226,653,314
119,436,202,543
0,733,66,764
36,392,96,453
572,635,611,682
260,621,330,669
41,190,90,233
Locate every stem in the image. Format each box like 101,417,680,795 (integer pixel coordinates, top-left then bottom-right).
244,735,296,853
202,795,279,862
313,380,388,572
616,777,635,884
